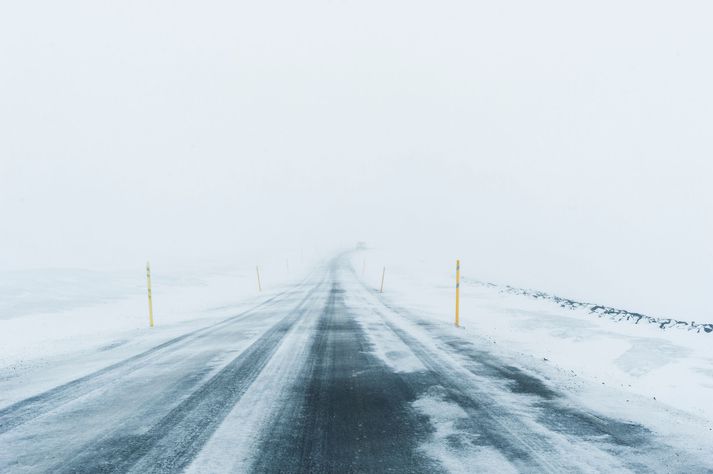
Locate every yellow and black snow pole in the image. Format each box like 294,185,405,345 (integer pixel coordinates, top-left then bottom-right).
455,259,460,327
146,261,154,328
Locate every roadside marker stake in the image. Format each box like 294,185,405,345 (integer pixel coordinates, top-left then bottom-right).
256,265,262,292
455,259,460,327
380,266,386,293
146,261,154,328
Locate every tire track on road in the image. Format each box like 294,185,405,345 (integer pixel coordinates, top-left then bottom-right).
251,270,438,473
52,275,328,474
0,283,306,436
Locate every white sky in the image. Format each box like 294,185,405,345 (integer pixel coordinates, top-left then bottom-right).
1,1,712,320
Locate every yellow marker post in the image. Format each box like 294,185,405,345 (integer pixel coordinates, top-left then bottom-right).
455,259,460,327
380,266,386,293
256,266,262,292
146,261,154,328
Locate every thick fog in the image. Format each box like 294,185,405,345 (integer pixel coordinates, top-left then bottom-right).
1,1,712,320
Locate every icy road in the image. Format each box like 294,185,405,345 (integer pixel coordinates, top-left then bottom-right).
0,254,708,473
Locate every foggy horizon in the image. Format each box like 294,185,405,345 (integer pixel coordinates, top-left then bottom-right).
2,0,712,321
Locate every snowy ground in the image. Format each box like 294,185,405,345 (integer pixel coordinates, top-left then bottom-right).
355,249,713,455
0,254,313,407
1,249,711,472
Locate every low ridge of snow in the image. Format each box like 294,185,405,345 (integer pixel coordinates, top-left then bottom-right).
465,278,713,333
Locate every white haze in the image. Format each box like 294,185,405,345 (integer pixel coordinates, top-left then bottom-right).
1,1,712,321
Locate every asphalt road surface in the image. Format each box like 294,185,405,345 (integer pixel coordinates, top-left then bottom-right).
0,254,708,473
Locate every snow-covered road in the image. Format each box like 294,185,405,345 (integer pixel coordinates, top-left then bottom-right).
0,253,709,473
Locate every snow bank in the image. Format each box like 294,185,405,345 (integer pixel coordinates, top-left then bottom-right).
467,279,713,333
